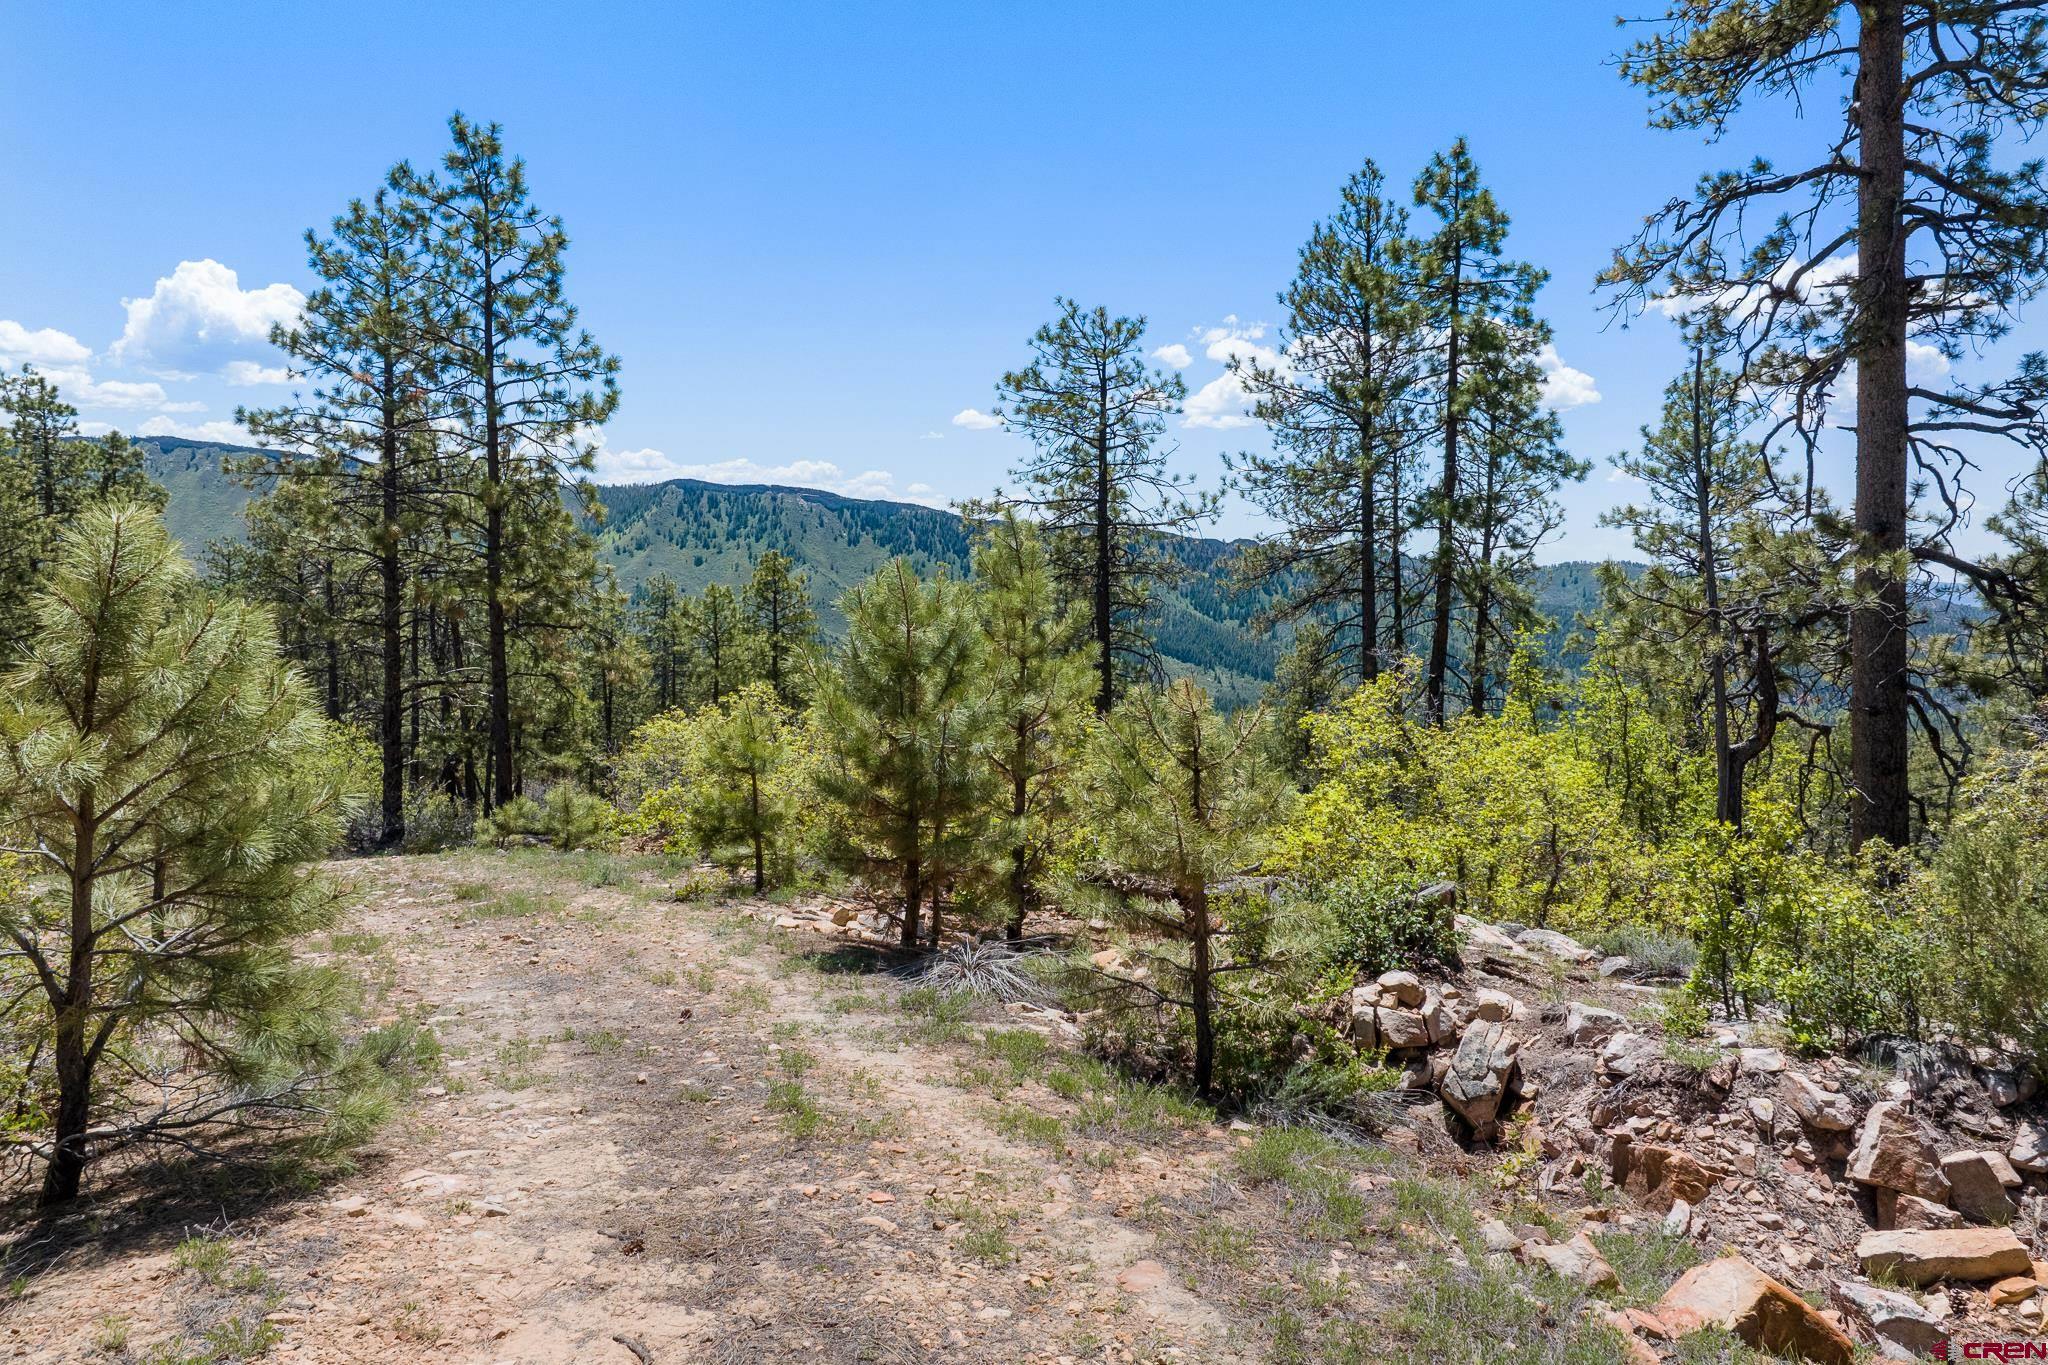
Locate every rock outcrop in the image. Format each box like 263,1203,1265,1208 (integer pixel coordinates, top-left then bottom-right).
1656,1255,1854,1365
1854,1228,2034,1286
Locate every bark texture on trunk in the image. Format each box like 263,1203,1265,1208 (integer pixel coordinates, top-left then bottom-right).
1850,0,1912,849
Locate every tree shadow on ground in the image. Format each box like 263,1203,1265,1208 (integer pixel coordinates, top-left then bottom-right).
0,1137,376,1284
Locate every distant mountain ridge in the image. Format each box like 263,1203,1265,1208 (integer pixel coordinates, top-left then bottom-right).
137,437,1632,704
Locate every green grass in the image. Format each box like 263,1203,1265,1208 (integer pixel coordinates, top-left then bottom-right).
450,880,492,902
1592,1227,1704,1307
989,1103,1067,1149
899,986,974,1043
767,1077,823,1138
1233,1127,1374,1242
471,889,562,920
580,1028,626,1055
1053,1056,1210,1138
1380,1257,1635,1365
932,1193,1016,1262
172,1234,234,1280
328,931,387,954
1186,1214,1257,1269
493,1034,546,1090
980,1028,1051,1079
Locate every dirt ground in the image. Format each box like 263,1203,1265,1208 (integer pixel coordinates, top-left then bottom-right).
0,851,1290,1365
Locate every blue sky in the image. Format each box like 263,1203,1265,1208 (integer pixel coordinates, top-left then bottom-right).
4,1,2043,559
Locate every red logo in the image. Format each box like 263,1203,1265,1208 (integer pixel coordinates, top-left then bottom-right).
1956,1345,2048,1361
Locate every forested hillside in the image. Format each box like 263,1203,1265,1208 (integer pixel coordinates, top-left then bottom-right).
138,436,1622,702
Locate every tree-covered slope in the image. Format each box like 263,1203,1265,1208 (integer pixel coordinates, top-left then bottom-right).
139,439,1629,704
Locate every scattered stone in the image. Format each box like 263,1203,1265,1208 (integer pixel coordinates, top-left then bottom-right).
1563,1002,1626,1046
1611,1135,1719,1213
1739,1047,1787,1075
1440,1019,1520,1141
1090,948,1123,971
865,1190,896,1204
1830,1279,1946,1360
856,1215,898,1235
1521,1232,1619,1293
2008,1122,2048,1175
1458,916,1526,957
1598,1033,1661,1079
1989,1275,2038,1307
1883,1191,1964,1231
1115,1260,1167,1294
1855,1228,2034,1286
830,906,857,926
1376,970,1425,1008
386,1210,428,1231
1941,1150,2021,1226
1473,988,1523,1023
1479,1219,1523,1254
1781,1073,1857,1132
1597,955,1633,979
1847,1102,1953,1203
1663,1199,1693,1237
1376,1007,1432,1050
1982,1069,2025,1108
1516,927,1597,963
1657,1254,1853,1365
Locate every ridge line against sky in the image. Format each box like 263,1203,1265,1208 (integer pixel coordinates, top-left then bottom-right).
4,1,2044,560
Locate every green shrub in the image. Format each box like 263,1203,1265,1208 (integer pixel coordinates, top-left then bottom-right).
475,785,620,852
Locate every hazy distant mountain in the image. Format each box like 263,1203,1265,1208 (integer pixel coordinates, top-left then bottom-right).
138,438,1632,705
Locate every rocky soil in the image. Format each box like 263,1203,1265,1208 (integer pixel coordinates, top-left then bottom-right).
3,853,2046,1364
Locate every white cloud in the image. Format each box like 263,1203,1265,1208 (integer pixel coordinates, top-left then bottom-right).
1150,343,1193,370
1907,340,1951,384
34,365,201,413
1655,252,1857,322
919,430,945,440
135,415,251,444
111,260,303,378
0,321,92,368
222,359,293,386
1183,374,1258,430
951,407,1000,430
1536,343,1601,410
1177,316,1287,430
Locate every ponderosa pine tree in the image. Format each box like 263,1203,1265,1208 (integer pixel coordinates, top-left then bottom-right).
987,298,1210,713
816,560,991,947
635,573,690,713
1071,680,1288,1097
1603,347,1846,829
972,512,1093,940
582,570,646,756
239,187,450,845
1229,160,1426,685
684,581,752,708
1412,141,1548,723
691,682,799,892
393,113,620,808
745,550,818,710
0,504,361,1205
1458,337,1585,715
1604,2,2048,847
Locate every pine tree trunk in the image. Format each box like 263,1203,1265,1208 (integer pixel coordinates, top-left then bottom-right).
900,858,922,947
1006,758,1029,942
1093,373,1115,715
1188,883,1214,1099
42,810,97,1206
1850,0,1912,849
378,382,405,847
750,769,766,893
1426,263,1463,724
